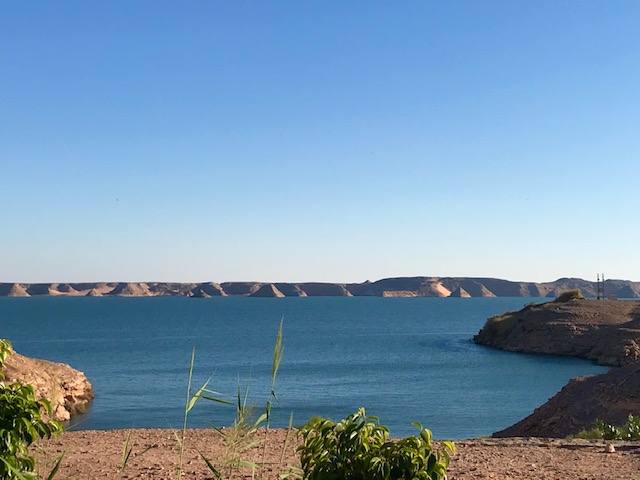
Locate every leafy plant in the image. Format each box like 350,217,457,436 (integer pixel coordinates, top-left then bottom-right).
573,415,640,441
298,408,455,480
0,339,63,479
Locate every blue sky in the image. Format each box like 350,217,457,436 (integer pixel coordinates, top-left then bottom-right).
2,1,639,283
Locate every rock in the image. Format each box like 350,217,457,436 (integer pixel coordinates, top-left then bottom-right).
193,282,227,297
294,283,353,296
476,299,640,438
493,363,640,438
108,282,152,296
5,283,30,297
449,287,471,298
274,284,308,297
249,284,285,298
3,349,94,422
189,289,211,298
220,282,263,296
474,299,640,366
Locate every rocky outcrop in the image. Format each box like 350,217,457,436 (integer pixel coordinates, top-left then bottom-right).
193,282,227,297
449,287,471,298
1,283,30,297
274,283,308,297
3,349,94,422
475,298,640,437
85,288,103,297
249,284,285,298
295,283,353,296
108,282,152,296
439,279,495,297
493,363,640,438
474,299,640,366
189,289,211,298
220,282,263,296
53,283,78,293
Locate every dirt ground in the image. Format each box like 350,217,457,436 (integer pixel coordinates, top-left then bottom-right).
34,428,640,480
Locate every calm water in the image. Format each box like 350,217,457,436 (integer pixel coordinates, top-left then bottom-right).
1,296,608,438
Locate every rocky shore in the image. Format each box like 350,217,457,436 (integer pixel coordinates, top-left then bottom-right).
474,298,640,437
2,348,94,422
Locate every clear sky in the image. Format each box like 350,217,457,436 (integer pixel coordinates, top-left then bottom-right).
2,1,639,284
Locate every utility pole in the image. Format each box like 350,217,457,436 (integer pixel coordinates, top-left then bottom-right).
597,273,605,300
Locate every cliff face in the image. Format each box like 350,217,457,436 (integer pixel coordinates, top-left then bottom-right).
3,349,94,422
2,277,640,298
474,299,640,366
493,363,640,438
474,299,640,437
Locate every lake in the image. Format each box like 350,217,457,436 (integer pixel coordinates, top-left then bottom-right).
0,296,609,438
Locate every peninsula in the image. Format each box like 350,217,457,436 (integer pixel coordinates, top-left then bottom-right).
474,296,640,437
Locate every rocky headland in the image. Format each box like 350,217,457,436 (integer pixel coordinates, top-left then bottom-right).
2,347,94,422
2,276,640,298
474,298,640,437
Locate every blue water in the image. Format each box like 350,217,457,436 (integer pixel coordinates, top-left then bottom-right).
1,296,608,438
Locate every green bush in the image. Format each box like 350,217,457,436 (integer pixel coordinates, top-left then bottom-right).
298,408,455,480
573,415,640,441
554,290,584,302
0,339,63,479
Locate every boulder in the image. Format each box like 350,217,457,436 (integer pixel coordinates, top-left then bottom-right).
3,349,94,422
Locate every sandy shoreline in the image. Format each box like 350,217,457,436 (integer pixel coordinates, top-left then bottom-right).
34,428,640,479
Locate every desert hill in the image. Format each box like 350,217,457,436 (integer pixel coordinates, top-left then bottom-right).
2,276,639,298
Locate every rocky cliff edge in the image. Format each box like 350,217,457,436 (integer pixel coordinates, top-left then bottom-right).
474,298,640,437
3,349,94,422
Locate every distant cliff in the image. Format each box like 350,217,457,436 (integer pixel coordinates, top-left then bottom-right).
1,277,640,298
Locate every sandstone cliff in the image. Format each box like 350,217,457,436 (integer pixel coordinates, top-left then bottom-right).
3,349,94,422
192,282,226,297
249,284,285,298
2,277,640,298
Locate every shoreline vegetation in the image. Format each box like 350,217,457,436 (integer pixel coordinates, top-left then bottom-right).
5,296,640,478
2,276,640,298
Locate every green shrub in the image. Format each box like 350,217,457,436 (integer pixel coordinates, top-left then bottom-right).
0,339,63,479
573,415,640,441
554,290,584,302
298,408,455,480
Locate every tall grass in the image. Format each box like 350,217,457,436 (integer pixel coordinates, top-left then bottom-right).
197,318,290,480
177,348,232,480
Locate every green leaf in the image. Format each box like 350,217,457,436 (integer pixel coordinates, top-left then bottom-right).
198,450,223,480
